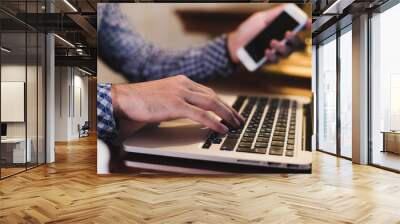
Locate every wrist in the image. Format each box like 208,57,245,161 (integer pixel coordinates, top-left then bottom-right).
111,84,121,118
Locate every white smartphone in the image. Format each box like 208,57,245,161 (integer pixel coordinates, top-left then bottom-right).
237,4,308,72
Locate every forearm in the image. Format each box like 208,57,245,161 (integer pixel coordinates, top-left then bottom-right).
135,35,237,82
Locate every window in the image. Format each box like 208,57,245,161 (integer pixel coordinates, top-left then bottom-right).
317,36,337,154
339,27,352,158
370,2,400,171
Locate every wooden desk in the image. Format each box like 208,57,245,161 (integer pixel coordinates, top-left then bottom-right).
207,69,311,97
382,131,400,154
1,138,31,164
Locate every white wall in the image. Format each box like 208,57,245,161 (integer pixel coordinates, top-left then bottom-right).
71,74,89,138
74,74,89,123
55,66,70,141
54,67,89,141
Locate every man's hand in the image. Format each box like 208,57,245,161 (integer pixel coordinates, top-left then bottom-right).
112,75,245,134
227,4,311,64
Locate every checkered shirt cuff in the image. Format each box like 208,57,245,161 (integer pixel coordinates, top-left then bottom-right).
97,83,118,139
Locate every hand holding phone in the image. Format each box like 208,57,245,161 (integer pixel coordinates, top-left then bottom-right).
236,4,308,71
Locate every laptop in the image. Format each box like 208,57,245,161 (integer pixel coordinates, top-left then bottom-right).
122,93,312,173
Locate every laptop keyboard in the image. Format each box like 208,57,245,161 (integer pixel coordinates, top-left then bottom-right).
202,96,298,157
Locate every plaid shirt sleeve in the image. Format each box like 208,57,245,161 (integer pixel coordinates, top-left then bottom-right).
97,83,117,140
97,3,237,83
97,4,237,139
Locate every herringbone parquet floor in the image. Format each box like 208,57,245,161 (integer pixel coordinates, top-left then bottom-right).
1,135,400,224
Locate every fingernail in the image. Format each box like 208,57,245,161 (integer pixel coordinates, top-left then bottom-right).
233,117,241,127
238,115,245,124
221,125,229,134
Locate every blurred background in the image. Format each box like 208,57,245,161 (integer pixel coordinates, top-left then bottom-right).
98,3,312,97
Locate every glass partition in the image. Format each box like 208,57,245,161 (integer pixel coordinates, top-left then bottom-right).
0,1,46,179
317,35,337,154
1,30,28,177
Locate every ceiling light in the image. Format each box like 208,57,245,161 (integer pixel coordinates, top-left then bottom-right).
323,1,340,14
322,0,354,15
78,67,93,76
1,47,11,53
63,0,78,12
54,34,75,48
76,48,85,55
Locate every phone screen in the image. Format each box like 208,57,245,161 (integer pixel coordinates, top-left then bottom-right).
244,11,300,63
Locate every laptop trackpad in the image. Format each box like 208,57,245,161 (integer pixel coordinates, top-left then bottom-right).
123,119,209,148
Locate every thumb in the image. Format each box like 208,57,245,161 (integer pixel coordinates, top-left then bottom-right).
305,19,312,30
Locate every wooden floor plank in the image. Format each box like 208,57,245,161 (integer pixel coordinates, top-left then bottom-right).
1,135,400,224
